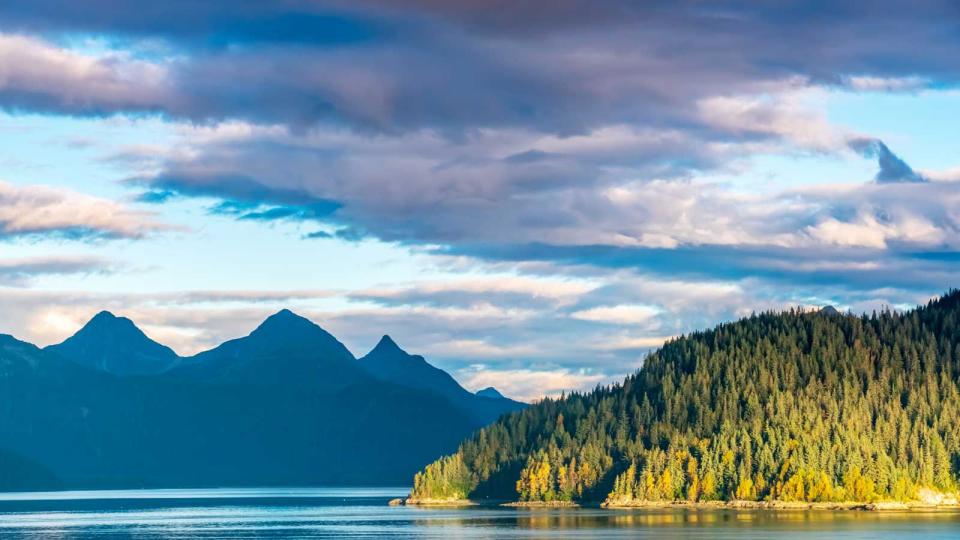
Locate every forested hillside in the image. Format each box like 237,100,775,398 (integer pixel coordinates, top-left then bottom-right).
411,291,960,504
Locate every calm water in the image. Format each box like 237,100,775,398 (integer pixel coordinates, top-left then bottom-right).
0,487,958,538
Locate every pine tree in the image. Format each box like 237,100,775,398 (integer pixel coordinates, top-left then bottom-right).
411,290,960,504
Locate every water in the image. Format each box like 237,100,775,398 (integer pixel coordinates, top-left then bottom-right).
0,487,957,538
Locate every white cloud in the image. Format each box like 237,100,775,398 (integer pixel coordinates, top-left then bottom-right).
457,367,610,402
697,85,849,152
589,335,674,351
423,339,538,359
806,210,945,249
845,76,929,92
0,180,170,239
0,33,170,113
570,304,660,325
357,275,596,304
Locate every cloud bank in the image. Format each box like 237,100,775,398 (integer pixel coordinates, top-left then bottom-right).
0,180,168,240
0,1,958,397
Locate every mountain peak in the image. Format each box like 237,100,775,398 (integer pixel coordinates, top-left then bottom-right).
174,308,358,386
46,311,178,376
264,308,307,323
476,387,506,399
372,335,404,355
362,335,424,367
79,311,144,335
249,309,326,338
820,305,841,316
241,308,356,359
359,337,525,421
86,310,135,329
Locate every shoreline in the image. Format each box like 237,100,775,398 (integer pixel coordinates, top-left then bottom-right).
399,497,960,512
399,498,480,507
602,500,928,511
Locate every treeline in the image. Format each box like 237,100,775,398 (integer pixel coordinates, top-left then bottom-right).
411,290,960,503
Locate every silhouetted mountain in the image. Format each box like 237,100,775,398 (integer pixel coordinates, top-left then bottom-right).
360,335,525,424
475,387,505,399
820,305,844,316
0,448,61,491
172,309,362,389
0,312,516,489
45,311,178,376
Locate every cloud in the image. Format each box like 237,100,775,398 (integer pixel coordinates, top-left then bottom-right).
570,304,660,325
0,2,380,47
805,210,943,249
0,1,959,399
352,276,595,309
0,256,111,286
845,76,930,92
923,166,960,183
1,3,955,278
0,180,170,240
0,34,170,117
0,288,335,353
1,2,958,132
696,87,849,152
849,138,928,183
457,367,609,402
121,120,960,298
0,271,942,399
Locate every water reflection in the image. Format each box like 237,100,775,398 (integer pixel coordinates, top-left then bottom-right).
0,488,957,538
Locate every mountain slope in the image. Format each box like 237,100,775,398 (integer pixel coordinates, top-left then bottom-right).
359,335,525,424
0,448,61,491
45,311,178,376
411,291,960,504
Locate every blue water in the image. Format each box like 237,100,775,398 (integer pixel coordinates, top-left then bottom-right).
0,487,958,538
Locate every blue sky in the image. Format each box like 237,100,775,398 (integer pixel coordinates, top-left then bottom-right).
0,1,958,400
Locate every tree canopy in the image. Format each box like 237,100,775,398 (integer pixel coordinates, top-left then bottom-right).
412,291,960,504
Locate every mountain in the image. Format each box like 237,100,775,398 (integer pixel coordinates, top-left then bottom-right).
410,290,960,505
0,311,514,489
172,309,363,390
0,448,61,492
819,305,842,316
45,311,178,376
476,387,505,399
359,335,525,424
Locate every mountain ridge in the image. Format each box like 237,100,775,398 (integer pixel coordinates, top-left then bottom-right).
359,334,525,425
170,309,362,389
475,387,506,399
0,307,525,489
45,310,179,376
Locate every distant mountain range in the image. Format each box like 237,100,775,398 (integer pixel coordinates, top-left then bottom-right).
0,310,525,490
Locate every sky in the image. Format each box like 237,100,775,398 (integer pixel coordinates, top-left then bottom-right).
0,1,958,401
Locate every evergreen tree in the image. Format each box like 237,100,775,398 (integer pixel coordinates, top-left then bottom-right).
410,291,960,503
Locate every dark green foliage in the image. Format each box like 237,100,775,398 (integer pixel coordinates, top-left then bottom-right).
411,291,960,503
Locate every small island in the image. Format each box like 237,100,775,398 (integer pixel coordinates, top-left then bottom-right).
404,291,960,511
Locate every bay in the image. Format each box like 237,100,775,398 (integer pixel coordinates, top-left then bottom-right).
0,487,958,538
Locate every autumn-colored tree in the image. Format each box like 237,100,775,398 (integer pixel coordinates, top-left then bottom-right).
413,290,960,504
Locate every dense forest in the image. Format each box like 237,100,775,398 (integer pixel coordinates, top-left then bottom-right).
411,291,960,504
